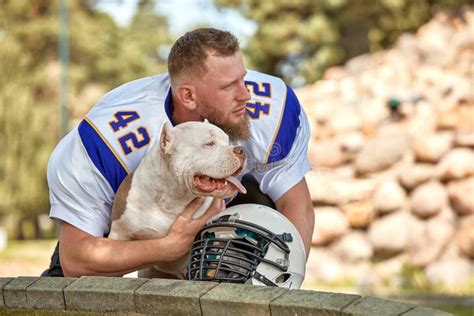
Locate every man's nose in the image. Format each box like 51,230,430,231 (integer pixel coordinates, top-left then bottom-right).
238,81,251,102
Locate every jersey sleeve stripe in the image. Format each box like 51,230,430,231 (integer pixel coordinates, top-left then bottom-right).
78,117,129,192
264,85,301,164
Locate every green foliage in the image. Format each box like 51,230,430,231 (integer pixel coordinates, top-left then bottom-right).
0,0,171,224
399,263,434,292
0,79,53,219
68,0,171,90
215,0,472,86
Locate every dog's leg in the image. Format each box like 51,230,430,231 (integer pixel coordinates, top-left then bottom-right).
108,220,129,240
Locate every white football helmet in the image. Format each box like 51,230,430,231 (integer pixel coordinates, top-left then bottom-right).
186,204,306,289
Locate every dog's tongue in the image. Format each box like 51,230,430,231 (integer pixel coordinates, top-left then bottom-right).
225,176,247,194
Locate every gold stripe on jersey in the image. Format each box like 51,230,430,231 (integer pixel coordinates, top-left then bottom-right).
84,116,130,174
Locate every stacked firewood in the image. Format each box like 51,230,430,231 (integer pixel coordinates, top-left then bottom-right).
299,9,473,291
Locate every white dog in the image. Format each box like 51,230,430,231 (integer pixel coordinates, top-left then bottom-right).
108,121,246,277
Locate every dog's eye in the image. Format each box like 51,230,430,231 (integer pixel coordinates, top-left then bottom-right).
205,141,215,147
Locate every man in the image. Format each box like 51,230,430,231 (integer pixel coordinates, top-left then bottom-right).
43,28,314,277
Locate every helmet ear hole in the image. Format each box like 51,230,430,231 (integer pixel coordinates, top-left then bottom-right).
275,273,292,284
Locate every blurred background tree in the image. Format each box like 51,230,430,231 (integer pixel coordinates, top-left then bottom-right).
214,0,471,86
0,0,171,238
0,0,470,238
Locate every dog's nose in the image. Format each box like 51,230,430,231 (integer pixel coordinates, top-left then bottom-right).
233,146,245,156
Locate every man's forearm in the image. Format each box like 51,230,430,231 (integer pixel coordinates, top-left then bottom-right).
59,221,187,277
60,236,176,277
280,204,314,257
275,178,314,258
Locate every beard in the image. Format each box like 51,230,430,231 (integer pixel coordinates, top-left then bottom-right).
202,104,251,141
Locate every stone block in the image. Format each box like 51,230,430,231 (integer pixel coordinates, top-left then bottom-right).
135,278,218,315
26,277,76,310
0,278,13,307
64,276,147,312
402,306,454,315
271,289,360,316
200,283,287,316
3,277,39,309
342,296,415,315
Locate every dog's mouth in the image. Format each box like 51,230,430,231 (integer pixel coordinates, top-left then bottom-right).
192,167,247,196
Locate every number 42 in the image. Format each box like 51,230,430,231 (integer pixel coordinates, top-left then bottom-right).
245,81,271,119
109,111,150,155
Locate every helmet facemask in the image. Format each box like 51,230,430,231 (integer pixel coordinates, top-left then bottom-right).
186,207,305,289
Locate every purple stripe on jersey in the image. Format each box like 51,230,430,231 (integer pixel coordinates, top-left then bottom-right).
164,88,177,126
78,119,128,193
267,85,301,163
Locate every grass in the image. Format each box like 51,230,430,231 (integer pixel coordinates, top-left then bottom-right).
0,239,57,277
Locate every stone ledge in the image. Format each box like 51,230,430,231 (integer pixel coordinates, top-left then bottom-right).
402,306,454,316
3,277,38,309
0,277,453,315
135,278,218,315
270,289,360,316
200,282,287,316
341,296,416,315
64,276,148,313
27,277,76,310
0,277,13,307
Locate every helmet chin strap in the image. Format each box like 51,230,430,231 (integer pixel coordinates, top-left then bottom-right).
252,271,277,287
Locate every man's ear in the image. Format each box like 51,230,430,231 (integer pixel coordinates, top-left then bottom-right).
160,122,175,155
175,84,197,111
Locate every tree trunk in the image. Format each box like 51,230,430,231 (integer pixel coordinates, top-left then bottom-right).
16,217,25,240
34,215,41,239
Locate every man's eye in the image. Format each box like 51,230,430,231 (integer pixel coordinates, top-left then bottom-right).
206,141,215,147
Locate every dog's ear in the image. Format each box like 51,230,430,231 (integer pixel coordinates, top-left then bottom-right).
160,122,175,155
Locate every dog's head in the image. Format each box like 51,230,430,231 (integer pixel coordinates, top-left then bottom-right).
159,121,247,198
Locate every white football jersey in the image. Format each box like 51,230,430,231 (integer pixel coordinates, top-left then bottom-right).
47,70,311,236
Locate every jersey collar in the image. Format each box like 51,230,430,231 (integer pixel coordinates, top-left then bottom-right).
164,88,177,126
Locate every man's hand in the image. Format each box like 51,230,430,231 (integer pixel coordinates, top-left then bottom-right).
165,197,225,260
